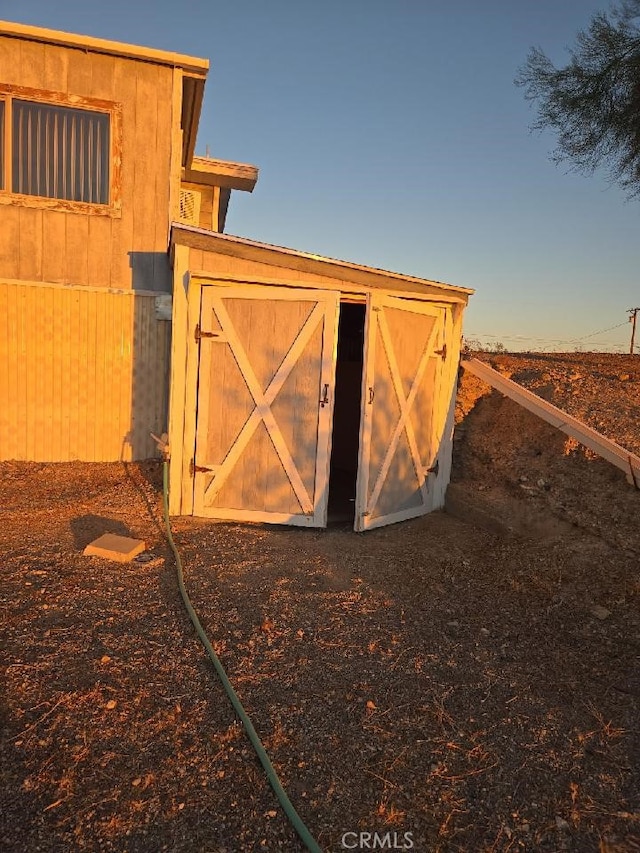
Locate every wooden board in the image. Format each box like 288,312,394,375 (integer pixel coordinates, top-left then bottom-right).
354,295,454,531
462,357,640,486
192,285,339,526
167,245,190,514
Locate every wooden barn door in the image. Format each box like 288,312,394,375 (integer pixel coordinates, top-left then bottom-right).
192,285,339,526
354,294,451,531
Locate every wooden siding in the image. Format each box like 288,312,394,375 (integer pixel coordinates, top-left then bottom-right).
0,279,170,461
0,35,176,291
189,248,352,288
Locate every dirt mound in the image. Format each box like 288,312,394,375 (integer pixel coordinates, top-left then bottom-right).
453,352,640,554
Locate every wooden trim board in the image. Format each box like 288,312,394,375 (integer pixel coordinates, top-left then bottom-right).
462,357,640,487
187,271,466,305
184,156,259,192
167,245,190,514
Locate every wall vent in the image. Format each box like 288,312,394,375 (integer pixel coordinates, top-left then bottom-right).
179,189,201,226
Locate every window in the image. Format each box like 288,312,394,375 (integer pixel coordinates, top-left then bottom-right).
12,100,110,204
0,85,121,214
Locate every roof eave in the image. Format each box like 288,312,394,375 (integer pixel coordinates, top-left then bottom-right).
183,156,259,192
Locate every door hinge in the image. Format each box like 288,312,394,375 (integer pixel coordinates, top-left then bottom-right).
190,459,213,477
435,343,447,360
194,324,218,342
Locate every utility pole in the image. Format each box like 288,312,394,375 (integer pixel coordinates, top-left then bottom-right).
630,308,640,355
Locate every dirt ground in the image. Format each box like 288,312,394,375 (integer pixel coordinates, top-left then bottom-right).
1,352,639,852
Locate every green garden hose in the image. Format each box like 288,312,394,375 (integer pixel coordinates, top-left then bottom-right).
161,461,322,853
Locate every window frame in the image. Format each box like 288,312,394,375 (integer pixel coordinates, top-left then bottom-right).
0,84,122,217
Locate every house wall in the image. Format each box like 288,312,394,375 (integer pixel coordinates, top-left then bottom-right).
0,35,180,461
0,35,177,291
0,279,170,461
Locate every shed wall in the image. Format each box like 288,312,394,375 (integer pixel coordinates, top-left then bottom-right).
0,36,176,291
189,247,367,293
0,280,170,461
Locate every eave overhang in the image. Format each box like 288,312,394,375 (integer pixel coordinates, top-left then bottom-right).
183,156,259,192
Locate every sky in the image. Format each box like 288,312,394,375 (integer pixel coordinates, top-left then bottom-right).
3,0,639,352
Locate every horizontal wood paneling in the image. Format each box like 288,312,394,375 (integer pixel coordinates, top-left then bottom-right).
0,280,170,461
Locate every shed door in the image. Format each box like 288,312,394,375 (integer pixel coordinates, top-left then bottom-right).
354,294,449,531
193,285,339,526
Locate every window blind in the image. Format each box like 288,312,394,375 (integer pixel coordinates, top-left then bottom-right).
12,100,109,204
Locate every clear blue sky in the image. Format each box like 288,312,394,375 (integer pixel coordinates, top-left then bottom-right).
5,0,639,351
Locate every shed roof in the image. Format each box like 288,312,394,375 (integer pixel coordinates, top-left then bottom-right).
171,224,474,302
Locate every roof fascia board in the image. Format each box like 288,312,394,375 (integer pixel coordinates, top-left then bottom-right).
0,20,209,75
184,157,259,192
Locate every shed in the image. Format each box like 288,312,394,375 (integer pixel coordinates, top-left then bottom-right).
168,226,473,531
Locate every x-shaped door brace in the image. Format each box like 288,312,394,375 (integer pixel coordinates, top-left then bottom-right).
367,309,442,515
201,297,325,515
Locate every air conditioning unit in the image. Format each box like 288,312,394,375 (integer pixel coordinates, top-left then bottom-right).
179,189,201,226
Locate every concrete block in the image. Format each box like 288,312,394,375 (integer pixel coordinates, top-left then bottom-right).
83,533,146,562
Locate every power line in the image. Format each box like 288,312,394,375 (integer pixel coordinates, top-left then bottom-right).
567,321,628,343
465,322,629,345
465,332,626,344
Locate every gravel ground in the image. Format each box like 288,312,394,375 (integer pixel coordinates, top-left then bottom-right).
1,352,639,853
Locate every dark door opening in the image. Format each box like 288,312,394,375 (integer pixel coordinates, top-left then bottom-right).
328,302,366,523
